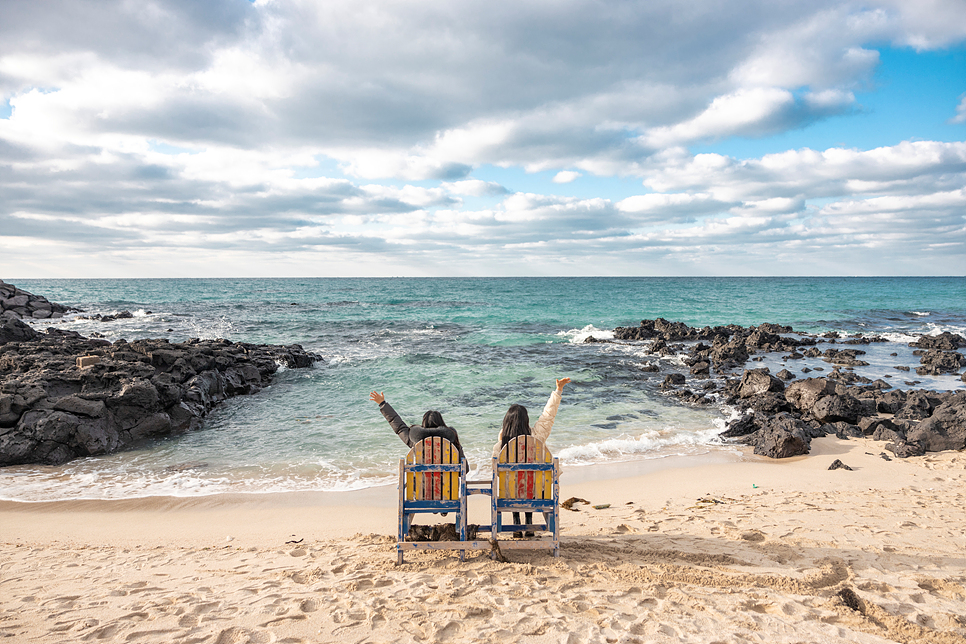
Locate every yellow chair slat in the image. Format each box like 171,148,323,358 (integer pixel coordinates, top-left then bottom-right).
498,442,510,499
441,437,451,500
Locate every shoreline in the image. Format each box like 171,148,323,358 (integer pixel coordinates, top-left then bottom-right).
0,438,932,547
0,448,744,547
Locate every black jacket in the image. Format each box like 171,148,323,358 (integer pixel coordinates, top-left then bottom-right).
378,401,466,462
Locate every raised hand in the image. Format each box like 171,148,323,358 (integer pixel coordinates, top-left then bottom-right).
369,391,385,404
556,377,571,391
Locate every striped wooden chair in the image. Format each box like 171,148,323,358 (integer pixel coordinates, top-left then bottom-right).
491,435,560,557
397,437,468,564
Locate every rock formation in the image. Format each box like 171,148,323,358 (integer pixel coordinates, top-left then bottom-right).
0,280,78,320
0,320,322,466
607,318,965,460
720,372,966,459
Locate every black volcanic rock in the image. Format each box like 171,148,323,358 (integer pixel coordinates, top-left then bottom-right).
613,318,817,376
753,413,810,458
910,332,966,351
0,332,322,466
784,377,837,413
0,280,78,321
915,349,965,376
886,441,925,458
811,394,865,425
660,373,686,389
905,392,966,452
822,348,870,367
894,390,936,421
720,413,761,438
0,317,39,344
737,368,784,398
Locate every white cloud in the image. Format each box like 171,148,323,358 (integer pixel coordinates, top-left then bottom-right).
952,95,966,124
644,140,966,201
874,0,966,49
0,0,964,276
552,171,580,184
642,88,796,147
441,180,509,197
0,0,948,174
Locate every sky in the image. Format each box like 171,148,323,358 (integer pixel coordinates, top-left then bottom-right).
1,0,965,278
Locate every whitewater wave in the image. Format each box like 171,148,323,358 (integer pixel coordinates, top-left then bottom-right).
187,315,235,340
0,461,397,503
557,424,729,466
558,324,615,344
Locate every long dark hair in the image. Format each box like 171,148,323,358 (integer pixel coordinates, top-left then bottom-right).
421,410,445,428
500,404,531,448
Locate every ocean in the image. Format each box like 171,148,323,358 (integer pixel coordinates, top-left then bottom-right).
2,277,964,502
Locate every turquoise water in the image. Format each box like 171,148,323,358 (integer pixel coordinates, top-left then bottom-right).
2,277,964,501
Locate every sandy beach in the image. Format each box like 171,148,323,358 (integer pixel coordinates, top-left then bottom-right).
2,437,965,644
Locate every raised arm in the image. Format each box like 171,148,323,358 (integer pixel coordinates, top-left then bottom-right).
369,391,413,447
531,378,570,443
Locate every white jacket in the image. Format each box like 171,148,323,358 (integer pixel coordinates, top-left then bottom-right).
492,389,562,458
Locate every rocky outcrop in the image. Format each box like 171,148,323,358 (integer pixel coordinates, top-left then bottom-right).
610,318,964,391
608,317,964,460
610,318,816,375
722,370,966,460
0,330,322,466
821,348,870,367
910,332,966,351
914,349,966,375
0,280,78,321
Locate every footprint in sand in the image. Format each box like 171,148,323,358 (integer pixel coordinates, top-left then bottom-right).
300,599,319,612
85,624,119,640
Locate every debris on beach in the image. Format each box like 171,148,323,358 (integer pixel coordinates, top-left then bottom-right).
838,587,862,612
488,538,508,563
688,497,728,510
561,497,590,511
406,523,479,542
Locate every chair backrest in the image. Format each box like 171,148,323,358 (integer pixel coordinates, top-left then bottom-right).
403,437,462,502
495,435,553,501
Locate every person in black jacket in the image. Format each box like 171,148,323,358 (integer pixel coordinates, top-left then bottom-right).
369,391,466,463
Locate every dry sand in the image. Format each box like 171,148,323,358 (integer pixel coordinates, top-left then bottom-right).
2,437,966,644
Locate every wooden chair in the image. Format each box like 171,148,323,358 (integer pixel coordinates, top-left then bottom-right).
491,436,560,557
397,437,468,564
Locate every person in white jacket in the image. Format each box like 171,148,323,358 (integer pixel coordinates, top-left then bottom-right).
493,377,570,537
